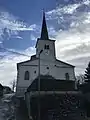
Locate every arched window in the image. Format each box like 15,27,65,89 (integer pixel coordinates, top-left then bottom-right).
24,71,29,80
65,73,69,80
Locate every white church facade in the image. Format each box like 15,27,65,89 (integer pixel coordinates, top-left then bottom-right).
16,12,75,97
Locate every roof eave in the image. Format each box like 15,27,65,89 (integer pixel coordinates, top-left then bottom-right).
56,59,75,68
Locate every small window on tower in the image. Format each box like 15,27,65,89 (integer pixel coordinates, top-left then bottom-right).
44,44,49,50
47,45,49,49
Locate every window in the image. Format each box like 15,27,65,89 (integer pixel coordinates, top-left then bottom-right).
24,71,29,80
65,73,69,80
44,44,49,49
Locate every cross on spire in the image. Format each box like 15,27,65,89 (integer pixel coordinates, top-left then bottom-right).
40,10,49,40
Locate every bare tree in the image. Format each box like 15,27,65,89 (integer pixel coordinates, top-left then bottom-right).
10,79,16,92
76,74,85,84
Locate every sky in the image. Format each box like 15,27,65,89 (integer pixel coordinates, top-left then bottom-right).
0,0,90,87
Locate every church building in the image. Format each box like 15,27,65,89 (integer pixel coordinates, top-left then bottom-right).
16,12,75,97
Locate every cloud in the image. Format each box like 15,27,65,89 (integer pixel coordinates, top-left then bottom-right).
0,11,37,40
46,0,90,75
83,0,90,5
30,34,37,41
55,27,90,75
0,46,35,87
46,0,90,28
48,26,57,38
46,3,81,19
14,36,23,39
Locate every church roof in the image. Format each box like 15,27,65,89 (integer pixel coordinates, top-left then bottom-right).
27,75,75,92
17,55,37,68
17,55,75,68
40,11,49,40
56,59,75,67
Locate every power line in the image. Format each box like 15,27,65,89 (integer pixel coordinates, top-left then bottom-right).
0,47,30,57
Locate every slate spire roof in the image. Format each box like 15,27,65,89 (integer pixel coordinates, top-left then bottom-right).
40,11,49,40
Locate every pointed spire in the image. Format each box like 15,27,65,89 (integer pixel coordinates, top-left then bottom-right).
40,10,49,40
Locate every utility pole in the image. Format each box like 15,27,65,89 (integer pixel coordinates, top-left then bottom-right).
38,50,43,120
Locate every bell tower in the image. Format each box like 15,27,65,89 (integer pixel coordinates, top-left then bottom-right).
36,11,56,61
